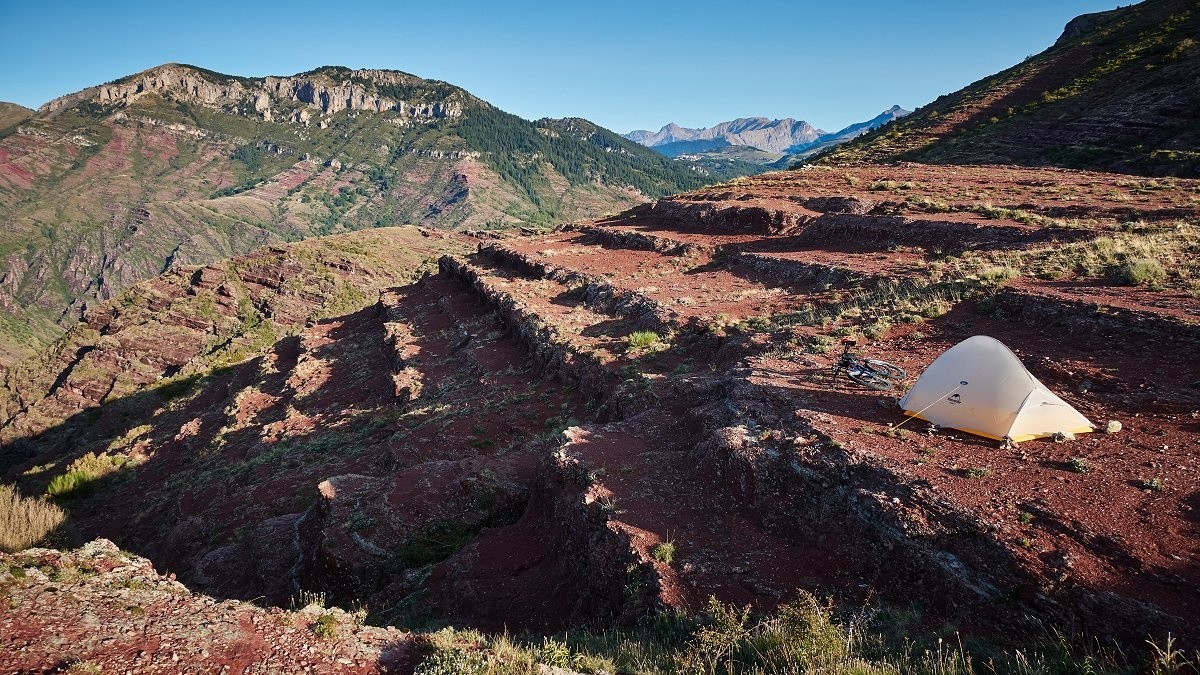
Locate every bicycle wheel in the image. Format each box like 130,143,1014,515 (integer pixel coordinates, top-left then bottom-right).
864,359,906,380
847,368,893,390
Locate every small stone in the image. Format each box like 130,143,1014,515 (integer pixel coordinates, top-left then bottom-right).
1104,420,1122,434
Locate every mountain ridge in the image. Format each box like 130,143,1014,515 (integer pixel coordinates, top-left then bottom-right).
627,106,910,160
626,116,825,154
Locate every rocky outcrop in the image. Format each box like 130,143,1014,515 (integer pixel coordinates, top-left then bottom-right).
40,64,466,123
475,243,682,333
0,540,416,673
1055,7,1125,45
631,198,815,235
439,254,619,405
574,223,710,256
428,430,651,631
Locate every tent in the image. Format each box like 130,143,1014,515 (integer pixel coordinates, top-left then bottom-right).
898,335,1094,442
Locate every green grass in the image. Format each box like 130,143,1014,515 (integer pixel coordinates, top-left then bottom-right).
412,593,1154,674
44,452,131,501
1117,258,1166,286
627,331,661,350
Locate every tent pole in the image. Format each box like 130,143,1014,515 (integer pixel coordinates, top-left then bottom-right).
892,380,968,432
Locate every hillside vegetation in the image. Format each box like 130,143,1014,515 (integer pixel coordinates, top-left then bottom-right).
0,65,706,364
817,0,1200,176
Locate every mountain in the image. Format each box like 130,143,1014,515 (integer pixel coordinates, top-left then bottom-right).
626,107,910,172
814,0,1200,175
0,64,710,365
626,117,825,154
786,105,910,160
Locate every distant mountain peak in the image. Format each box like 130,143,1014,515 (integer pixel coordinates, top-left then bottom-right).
625,117,825,154
626,106,909,159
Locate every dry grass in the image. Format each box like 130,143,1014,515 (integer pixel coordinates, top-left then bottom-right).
989,221,1199,288
0,483,66,553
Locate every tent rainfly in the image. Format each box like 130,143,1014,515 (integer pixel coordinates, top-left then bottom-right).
898,335,1094,442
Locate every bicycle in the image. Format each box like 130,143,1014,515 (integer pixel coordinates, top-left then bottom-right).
830,339,907,390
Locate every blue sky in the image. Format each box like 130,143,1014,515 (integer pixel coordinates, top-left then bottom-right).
1,0,1123,133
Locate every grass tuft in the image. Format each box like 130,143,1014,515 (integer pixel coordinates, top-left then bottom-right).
651,541,677,565
1118,257,1166,286
627,330,661,350
0,484,67,552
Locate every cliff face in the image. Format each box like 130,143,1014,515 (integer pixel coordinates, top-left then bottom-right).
41,64,466,123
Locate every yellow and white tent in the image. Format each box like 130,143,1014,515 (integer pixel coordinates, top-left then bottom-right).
898,335,1094,442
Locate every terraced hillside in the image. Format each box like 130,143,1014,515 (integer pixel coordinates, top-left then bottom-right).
0,64,707,364
2,164,1198,672
818,0,1200,177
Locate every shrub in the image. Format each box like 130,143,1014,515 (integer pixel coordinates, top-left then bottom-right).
1139,477,1165,492
344,512,376,532
312,613,338,638
651,541,676,564
805,335,834,354
414,648,486,675
1067,457,1092,474
539,637,571,667
965,466,992,479
863,318,892,340
1118,258,1166,286
0,484,66,552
